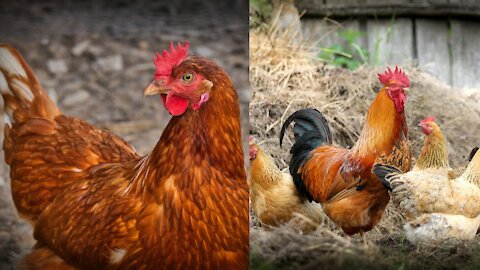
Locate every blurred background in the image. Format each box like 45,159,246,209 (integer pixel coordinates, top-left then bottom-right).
0,0,248,268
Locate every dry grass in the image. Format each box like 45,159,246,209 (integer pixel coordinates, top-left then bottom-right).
249,27,480,269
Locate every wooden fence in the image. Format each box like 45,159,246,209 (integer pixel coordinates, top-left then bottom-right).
297,0,480,89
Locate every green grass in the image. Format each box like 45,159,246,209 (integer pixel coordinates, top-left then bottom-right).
249,0,272,28
319,28,369,70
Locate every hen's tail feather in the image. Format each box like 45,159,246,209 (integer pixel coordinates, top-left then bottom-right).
0,44,59,126
372,163,403,191
279,109,333,201
469,147,479,162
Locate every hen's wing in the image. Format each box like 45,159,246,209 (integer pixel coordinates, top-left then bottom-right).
32,162,142,269
33,158,249,269
1,44,140,221
388,170,480,219
405,213,480,243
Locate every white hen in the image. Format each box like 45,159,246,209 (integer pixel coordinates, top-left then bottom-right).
373,117,480,243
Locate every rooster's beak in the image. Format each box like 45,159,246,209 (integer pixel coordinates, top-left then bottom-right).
143,80,168,96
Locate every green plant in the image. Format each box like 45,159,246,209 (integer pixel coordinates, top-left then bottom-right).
249,0,272,29
320,28,369,70
373,13,396,66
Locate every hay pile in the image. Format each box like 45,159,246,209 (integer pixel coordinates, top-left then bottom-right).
249,27,480,269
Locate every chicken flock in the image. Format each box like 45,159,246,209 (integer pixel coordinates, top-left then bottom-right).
250,67,480,244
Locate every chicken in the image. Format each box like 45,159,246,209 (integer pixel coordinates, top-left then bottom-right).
0,42,248,269
410,116,477,180
410,117,450,172
373,116,451,215
249,136,323,232
373,118,480,243
279,67,411,235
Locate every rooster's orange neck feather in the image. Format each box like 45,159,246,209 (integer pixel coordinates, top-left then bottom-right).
351,89,407,160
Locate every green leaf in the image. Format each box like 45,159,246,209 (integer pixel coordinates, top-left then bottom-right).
317,28,370,70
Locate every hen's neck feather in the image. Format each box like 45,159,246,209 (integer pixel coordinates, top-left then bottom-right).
413,128,449,170
250,147,283,190
351,89,407,158
131,63,245,195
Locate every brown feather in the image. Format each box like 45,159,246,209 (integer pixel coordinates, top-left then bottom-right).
3,50,248,269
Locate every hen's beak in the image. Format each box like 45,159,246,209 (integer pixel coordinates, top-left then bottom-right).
143,80,168,96
403,87,410,93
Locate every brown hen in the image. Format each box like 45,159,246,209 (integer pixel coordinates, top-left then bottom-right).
0,42,248,269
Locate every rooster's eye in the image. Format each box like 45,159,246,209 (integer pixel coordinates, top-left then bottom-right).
181,73,194,83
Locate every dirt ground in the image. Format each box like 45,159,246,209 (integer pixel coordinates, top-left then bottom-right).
0,1,248,268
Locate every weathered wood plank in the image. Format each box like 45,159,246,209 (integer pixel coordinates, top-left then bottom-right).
450,19,480,89
365,0,412,5
366,18,413,66
302,19,364,48
297,0,480,17
298,1,480,88
325,0,369,5
416,19,450,85
449,0,479,4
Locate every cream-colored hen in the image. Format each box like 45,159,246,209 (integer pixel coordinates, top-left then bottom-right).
249,137,323,232
373,117,480,243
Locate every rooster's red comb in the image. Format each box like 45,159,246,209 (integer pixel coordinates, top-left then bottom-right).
378,66,409,87
153,41,190,80
420,116,435,124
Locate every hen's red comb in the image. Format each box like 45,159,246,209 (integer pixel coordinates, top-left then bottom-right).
421,116,435,124
154,41,190,80
378,66,409,87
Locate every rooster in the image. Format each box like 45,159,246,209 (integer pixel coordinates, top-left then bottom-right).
249,136,323,232
0,42,248,269
373,117,480,243
279,67,411,235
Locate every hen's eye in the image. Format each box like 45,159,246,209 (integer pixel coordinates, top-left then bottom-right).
181,73,194,83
